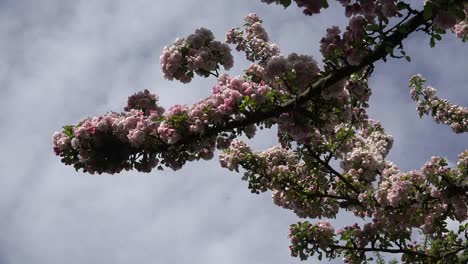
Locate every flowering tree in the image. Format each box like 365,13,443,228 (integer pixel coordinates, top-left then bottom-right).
52,0,468,263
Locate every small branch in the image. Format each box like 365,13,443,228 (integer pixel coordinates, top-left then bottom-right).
384,10,413,35
305,146,361,194
442,245,468,258
293,186,361,208
198,68,219,78
239,162,362,208
325,119,355,163
440,174,468,195
329,244,431,259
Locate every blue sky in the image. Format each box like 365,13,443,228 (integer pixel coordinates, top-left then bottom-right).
0,1,466,263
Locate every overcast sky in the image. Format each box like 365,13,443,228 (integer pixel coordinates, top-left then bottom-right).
0,1,466,263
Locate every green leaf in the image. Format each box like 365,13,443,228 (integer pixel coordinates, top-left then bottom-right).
63,125,74,139
385,46,394,55
449,4,466,21
435,28,446,34
280,0,291,8
398,26,409,34
396,2,407,11
405,56,411,62
321,0,329,9
423,2,433,20
366,24,380,31
430,37,436,48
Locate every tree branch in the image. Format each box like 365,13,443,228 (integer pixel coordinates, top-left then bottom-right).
172,11,427,146
329,244,431,259
304,146,361,194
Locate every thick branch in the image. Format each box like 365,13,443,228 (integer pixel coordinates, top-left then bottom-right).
330,243,467,260
175,11,427,145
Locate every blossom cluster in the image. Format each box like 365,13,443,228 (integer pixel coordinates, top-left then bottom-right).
53,75,278,174
340,121,394,183
264,53,321,93
160,28,233,83
275,76,371,148
220,114,467,261
262,0,468,59
220,142,340,219
262,0,396,18
365,152,467,238
328,0,398,65
124,89,165,115
424,1,468,43
452,4,468,41
339,0,399,19
244,63,266,83
226,13,280,63
289,221,336,260
409,74,467,133
286,150,467,262
454,19,468,41
219,76,386,219
320,18,369,66
261,1,402,65
261,0,323,15
345,73,372,108
52,109,164,174
372,152,466,238
430,2,467,31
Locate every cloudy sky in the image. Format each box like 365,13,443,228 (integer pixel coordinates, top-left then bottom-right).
0,1,466,263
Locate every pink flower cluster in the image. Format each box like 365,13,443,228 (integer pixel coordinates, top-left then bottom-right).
124,89,165,115
320,18,369,66
286,149,467,261
376,169,426,207
338,0,398,19
429,2,468,37
221,142,340,218
226,13,280,63
262,0,400,65
264,53,321,93
53,76,276,174
289,221,335,260
340,121,394,183
244,63,266,83
453,20,468,41
262,0,400,19
261,0,323,15
277,112,326,145
452,4,468,41
410,74,468,133
275,77,373,148
345,73,372,107
273,76,375,153
160,28,233,83
338,223,379,248
52,109,163,174
374,153,468,235
219,107,467,260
